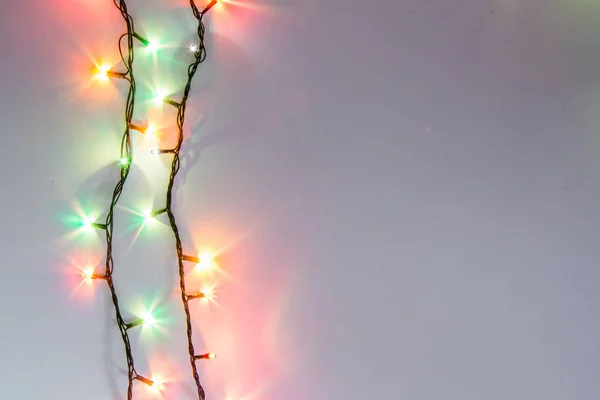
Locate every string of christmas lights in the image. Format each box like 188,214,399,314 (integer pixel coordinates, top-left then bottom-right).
149,1,218,399
81,1,220,398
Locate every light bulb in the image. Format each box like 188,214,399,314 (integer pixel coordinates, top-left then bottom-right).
136,375,164,391
136,375,155,387
150,148,175,155
125,319,144,330
142,210,154,222
181,251,215,271
142,311,156,326
125,312,154,330
147,40,160,52
145,123,156,135
197,251,215,272
203,287,214,299
189,43,199,53
153,89,168,106
152,89,180,108
163,97,181,108
96,65,110,82
82,268,95,283
128,123,148,134
82,218,93,230
120,157,130,166
150,208,167,218
82,218,106,231
82,268,107,283
152,380,165,391
187,288,214,301
95,64,127,81
142,208,167,222
132,32,150,47
201,0,218,14
194,352,217,360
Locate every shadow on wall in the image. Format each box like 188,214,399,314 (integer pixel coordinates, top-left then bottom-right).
170,27,294,399
175,31,272,189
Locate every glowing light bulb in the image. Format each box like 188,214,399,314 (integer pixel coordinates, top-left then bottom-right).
145,123,156,135
203,287,214,299
142,311,156,326
181,251,216,271
136,375,155,387
153,89,168,106
187,287,214,301
152,380,165,391
143,210,154,222
136,375,165,391
142,208,167,222
147,40,160,52
194,352,217,360
82,268,106,283
125,312,155,330
150,148,175,155
196,251,215,272
201,0,218,14
120,157,130,166
95,64,127,81
96,65,110,82
82,268,95,283
132,32,150,47
152,89,181,108
82,218,93,230
189,43,199,53
82,217,106,231
127,121,156,135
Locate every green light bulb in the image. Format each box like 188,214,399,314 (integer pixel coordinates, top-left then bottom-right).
143,210,154,222
147,40,160,52
81,218,92,230
153,89,168,106
142,311,156,326
120,157,129,166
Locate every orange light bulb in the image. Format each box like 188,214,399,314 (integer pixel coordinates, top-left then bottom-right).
95,65,110,82
82,268,95,282
145,123,156,135
196,251,215,272
201,0,218,14
151,379,165,391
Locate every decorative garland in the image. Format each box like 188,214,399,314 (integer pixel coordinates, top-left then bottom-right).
81,1,219,398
